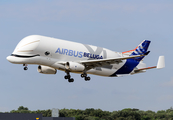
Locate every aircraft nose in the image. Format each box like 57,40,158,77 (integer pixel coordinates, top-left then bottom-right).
6,55,16,63
6,55,26,64
6,56,12,62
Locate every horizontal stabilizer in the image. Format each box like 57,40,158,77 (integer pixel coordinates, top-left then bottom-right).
157,56,165,69
134,56,165,73
134,66,156,72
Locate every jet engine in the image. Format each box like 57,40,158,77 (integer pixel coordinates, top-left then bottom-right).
65,62,85,72
38,65,57,74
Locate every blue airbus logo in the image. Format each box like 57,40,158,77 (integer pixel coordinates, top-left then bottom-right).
55,48,83,58
55,48,103,59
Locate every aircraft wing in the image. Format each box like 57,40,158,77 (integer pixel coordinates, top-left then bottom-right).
79,54,147,70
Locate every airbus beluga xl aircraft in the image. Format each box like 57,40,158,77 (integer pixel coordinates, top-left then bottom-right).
7,35,165,82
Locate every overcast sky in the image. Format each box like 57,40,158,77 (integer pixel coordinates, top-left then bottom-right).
0,0,173,112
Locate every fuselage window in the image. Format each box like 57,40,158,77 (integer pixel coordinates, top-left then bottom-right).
45,51,50,56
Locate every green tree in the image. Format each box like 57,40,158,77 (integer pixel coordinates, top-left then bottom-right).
18,106,29,111
10,106,30,113
8,106,173,120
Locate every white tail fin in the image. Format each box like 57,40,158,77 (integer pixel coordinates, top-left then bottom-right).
157,56,165,69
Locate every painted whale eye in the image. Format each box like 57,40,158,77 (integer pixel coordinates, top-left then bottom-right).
45,51,50,56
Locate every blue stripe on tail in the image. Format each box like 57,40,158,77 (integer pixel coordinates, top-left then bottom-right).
130,40,150,61
110,40,151,76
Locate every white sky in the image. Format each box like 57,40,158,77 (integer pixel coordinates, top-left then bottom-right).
0,0,172,112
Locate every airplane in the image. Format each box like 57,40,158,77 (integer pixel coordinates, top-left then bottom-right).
6,35,165,82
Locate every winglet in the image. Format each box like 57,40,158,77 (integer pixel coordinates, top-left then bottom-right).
157,56,165,69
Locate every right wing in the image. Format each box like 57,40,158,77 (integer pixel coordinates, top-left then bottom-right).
79,54,148,70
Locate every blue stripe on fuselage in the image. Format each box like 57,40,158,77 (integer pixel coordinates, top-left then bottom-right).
110,59,139,76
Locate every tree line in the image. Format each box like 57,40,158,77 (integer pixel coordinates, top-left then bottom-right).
1,106,173,120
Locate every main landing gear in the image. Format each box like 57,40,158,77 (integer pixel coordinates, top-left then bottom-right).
81,73,90,81
64,71,74,83
23,64,28,70
64,71,91,83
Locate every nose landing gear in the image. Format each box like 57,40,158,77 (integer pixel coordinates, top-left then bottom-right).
23,64,28,70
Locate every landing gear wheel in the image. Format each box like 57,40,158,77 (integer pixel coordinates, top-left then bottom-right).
85,76,90,81
87,77,90,81
68,78,74,83
64,76,68,79
24,67,28,70
81,73,87,78
64,75,70,79
81,74,84,78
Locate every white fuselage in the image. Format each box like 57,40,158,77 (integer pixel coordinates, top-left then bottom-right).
7,35,146,77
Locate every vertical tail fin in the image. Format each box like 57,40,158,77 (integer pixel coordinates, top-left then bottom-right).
122,40,151,61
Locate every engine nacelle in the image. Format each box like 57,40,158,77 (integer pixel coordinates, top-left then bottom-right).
38,65,57,74
65,62,85,72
